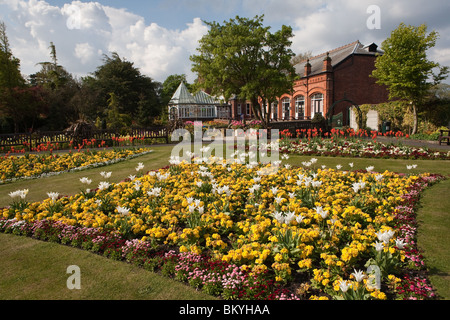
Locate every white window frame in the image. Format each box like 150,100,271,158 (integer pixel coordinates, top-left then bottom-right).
311,93,324,119
282,98,290,120
295,96,305,120
271,101,278,120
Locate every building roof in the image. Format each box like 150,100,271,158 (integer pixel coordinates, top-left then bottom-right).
169,82,226,106
169,82,197,105
294,40,383,77
194,90,225,105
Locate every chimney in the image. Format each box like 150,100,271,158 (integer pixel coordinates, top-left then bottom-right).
304,59,311,76
323,52,332,72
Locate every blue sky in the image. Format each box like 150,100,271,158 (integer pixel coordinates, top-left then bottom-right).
1,0,449,83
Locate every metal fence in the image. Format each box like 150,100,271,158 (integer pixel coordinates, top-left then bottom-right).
0,126,169,151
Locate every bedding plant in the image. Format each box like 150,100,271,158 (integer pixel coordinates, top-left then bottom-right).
0,147,152,184
279,128,450,160
0,156,443,300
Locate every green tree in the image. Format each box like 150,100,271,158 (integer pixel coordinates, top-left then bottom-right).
0,21,30,132
190,15,296,126
371,23,449,134
28,42,79,130
0,21,25,89
160,74,192,123
161,74,191,106
105,92,131,132
421,83,450,129
30,42,73,90
89,52,162,125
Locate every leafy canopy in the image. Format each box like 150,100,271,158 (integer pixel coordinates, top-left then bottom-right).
190,15,296,124
372,22,448,105
371,23,448,134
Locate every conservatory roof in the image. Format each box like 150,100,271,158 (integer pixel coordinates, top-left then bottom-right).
169,82,197,105
194,90,225,105
169,82,226,106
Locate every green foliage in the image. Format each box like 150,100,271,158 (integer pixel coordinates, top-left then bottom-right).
0,21,25,89
359,101,410,132
105,92,132,132
371,23,449,134
90,52,162,123
190,15,296,126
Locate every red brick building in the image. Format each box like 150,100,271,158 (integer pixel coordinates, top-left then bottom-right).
229,40,389,126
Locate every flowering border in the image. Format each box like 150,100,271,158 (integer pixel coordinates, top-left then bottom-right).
392,174,443,299
279,128,450,160
0,149,153,185
0,172,444,300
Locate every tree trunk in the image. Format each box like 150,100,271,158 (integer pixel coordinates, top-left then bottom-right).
412,103,418,135
250,98,263,123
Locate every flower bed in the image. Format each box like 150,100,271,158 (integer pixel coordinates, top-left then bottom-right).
280,139,450,160
0,160,444,300
0,148,153,184
279,128,450,160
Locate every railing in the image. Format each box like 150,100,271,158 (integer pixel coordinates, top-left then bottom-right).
0,126,169,152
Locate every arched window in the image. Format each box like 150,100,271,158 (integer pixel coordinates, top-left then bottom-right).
282,97,291,120
295,96,305,120
310,93,324,119
271,101,278,120
169,107,178,120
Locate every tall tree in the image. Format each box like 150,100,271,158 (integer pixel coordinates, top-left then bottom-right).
0,21,29,132
371,23,449,134
0,21,25,89
89,52,162,124
30,42,73,90
291,51,313,66
190,15,296,126
421,83,450,128
28,42,79,130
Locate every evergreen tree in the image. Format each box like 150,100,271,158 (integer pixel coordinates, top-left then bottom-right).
89,52,162,122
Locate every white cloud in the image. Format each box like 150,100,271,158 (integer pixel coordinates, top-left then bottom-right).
0,0,208,82
74,42,95,64
0,0,449,84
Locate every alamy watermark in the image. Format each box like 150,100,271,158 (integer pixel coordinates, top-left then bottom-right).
366,5,381,30
170,122,280,174
66,265,81,289
65,4,82,30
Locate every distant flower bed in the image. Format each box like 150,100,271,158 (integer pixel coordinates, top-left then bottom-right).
0,159,443,300
280,128,450,160
183,120,264,133
230,120,263,130
0,148,153,184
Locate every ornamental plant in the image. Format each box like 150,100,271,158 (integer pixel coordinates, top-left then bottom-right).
279,128,449,160
0,158,444,300
0,147,153,183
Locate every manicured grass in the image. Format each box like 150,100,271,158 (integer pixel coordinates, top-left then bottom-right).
0,232,214,300
1,143,449,300
416,178,450,300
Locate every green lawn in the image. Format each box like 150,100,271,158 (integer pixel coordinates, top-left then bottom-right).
0,232,214,300
0,143,449,300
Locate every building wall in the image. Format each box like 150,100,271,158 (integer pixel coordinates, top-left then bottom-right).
230,99,254,120
276,59,333,120
226,53,389,124
332,55,389,124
